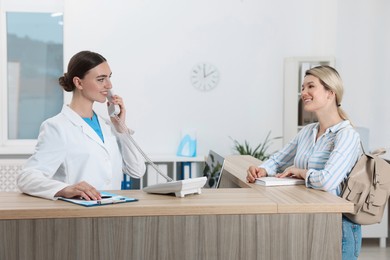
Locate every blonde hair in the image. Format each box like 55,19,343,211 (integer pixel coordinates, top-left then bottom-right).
305,65,349,121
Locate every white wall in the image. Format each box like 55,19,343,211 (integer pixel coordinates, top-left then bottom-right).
336,0,390,151
64,0,389,157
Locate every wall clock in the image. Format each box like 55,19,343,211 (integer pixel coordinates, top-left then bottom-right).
190,62,220,91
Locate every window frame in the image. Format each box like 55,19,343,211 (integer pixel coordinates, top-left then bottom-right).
0,0,64,154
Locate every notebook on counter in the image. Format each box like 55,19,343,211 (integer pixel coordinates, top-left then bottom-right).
255,176,305,186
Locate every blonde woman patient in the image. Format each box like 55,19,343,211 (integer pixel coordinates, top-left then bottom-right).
246,65,362,260
17,50,146,201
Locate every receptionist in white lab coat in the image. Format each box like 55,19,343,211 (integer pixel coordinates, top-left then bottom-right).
17,51,146,200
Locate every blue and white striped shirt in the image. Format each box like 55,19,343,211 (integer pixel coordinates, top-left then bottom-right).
261,120,361,196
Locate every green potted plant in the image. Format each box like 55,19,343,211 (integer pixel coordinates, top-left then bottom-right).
230,131,282,161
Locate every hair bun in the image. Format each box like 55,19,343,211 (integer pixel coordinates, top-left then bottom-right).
63,73,69,84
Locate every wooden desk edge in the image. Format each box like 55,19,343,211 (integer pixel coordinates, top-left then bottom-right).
0,189,277,220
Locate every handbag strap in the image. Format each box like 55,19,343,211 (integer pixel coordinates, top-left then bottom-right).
371,147,386,156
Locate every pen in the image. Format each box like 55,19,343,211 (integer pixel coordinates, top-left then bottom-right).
97,197,126,205
78,195,112,200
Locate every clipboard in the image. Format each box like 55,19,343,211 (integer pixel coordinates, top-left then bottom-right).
58,191,138,207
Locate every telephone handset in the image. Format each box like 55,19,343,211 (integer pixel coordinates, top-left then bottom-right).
107,90,121,117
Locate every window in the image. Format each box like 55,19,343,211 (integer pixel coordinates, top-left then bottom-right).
0,0,64,154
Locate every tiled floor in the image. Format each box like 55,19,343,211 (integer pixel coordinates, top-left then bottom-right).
359,238,390,260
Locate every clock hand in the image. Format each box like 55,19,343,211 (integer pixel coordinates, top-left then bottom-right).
205,70,215,78
203,64,206,78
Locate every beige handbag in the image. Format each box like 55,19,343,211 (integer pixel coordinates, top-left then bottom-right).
341,147,390,225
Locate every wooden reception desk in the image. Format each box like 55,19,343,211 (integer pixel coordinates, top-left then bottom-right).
0,155,352,260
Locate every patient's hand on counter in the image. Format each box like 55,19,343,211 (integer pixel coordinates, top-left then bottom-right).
246,166,267,183
277,166,307,179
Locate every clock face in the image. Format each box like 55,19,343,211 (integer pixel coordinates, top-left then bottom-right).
190,62,220,91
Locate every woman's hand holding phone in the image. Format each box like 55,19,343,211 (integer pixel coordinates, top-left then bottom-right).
107,90,128,133
107,90,121,117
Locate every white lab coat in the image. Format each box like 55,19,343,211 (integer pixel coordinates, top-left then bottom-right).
17,105,146,200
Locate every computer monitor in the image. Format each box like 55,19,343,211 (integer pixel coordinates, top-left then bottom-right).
203,150,225,188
